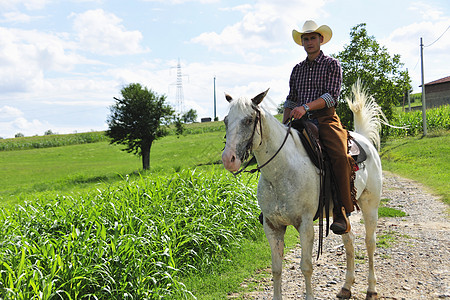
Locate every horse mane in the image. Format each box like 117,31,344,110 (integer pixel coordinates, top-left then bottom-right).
229,96,282,130
229,96,252,111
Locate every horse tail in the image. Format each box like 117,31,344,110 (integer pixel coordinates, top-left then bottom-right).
346,80,386,151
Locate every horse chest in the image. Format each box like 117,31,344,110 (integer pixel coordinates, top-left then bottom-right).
257,178,311,226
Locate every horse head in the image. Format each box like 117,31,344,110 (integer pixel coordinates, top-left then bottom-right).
222,89,269,173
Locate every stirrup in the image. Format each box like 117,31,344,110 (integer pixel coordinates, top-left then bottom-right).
331,207,351,235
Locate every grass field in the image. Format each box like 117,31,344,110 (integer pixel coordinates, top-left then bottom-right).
0,131,225,208
0,114,448,299
380,131,450,205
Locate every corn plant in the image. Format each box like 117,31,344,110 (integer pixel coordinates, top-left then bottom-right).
0,168,260,299
384,105,450,137
0,132,108,151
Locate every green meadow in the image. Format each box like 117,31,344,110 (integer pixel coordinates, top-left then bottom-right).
0,131,224,208
0,106,449,299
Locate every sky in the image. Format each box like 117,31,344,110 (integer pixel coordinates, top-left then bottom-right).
0,0,449,138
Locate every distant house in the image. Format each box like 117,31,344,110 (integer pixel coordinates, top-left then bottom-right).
424,76,450,108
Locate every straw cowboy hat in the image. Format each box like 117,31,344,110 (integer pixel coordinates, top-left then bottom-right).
292,20,332,46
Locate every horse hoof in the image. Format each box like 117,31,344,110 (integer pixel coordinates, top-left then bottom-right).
337,287,351,299
366,291,378,300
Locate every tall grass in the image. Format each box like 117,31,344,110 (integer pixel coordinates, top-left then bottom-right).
0,168,260,299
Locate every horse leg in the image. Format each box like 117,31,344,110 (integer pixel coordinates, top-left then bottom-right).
337,231,355,299
362,204,379,299
298,220,314,300
264,223,286,300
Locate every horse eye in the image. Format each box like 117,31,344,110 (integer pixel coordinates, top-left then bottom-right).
245,118,253,125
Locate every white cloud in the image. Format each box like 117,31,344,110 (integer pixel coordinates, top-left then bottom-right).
0,0,50,10
0,11,44,23
0,26,101,93
0,106,23,120
190,0,327,60
409,2,445,21
70,9,149,56
382,20,450,90
219,4,253,13
141,0,219,3
0,106,49,138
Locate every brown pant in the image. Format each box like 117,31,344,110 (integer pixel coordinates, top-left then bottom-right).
311,107,355,213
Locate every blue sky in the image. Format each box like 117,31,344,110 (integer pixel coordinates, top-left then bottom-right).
0,0,449,138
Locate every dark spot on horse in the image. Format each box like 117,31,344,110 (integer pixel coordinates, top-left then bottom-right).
265,217,276,231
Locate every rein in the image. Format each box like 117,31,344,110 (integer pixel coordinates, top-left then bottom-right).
233,109,293,176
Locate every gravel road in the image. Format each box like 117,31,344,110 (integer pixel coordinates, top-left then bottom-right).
233,172,450,299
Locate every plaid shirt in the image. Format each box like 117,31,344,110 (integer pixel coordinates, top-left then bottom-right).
284,51,342,109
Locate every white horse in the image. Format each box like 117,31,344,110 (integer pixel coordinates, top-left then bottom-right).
222,83,382,300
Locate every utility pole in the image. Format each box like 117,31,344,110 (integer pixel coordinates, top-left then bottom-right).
214,76,217,121
407,89,411,112
407,68,411,112
420,38,427,136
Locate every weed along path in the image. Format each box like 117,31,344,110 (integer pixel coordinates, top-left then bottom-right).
232,172,450,299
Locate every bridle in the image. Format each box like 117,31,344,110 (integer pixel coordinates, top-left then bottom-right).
232,105,293,176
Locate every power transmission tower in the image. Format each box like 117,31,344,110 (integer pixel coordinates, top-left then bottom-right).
174,58,188,114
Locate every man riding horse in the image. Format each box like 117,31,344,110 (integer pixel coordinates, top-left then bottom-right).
283,20,356,235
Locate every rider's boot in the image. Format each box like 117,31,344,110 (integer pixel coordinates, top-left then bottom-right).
330,206,351,235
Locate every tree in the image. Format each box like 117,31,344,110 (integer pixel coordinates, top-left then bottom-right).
182,109,197,123
174,115,184,136
106,83,174,170
333,23,411,129
277,102,284,114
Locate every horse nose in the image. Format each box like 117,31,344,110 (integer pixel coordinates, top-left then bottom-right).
222,150,233,165
222,149,240,172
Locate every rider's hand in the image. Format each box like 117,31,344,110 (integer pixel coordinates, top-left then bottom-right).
290,106,307,119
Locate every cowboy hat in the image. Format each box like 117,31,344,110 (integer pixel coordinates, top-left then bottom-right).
292,20,332,46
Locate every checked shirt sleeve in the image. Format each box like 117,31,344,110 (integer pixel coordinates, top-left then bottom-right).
321,58,342,108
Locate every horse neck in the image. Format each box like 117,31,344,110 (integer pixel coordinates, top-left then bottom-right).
253,111,309,172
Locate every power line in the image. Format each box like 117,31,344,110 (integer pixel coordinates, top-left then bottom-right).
424,25,450,48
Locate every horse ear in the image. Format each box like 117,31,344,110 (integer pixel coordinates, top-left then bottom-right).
225,93,233,102
251,88,270,105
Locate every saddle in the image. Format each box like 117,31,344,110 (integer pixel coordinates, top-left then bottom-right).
293,118,367,167
291,118,366,258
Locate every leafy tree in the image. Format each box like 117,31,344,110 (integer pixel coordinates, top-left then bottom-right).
106,83,174,170
174,115,185,135
44,130,54,135
333,23,411,130
15,133,24,138
277,102,284,114
182,109,197,123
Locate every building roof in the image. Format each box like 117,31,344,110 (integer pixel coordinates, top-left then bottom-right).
425,76,450,86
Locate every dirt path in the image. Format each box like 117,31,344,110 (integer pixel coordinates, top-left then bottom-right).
235,172,450,299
